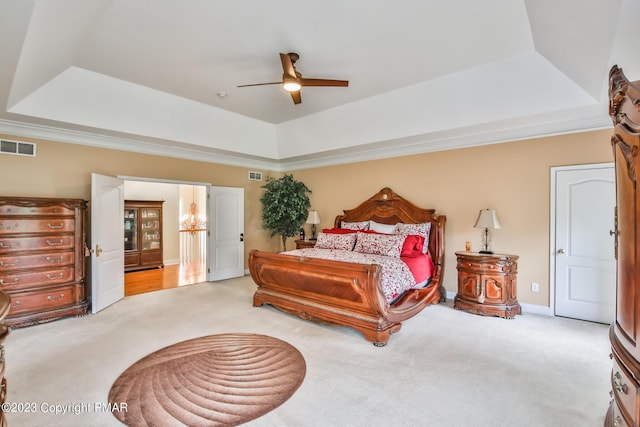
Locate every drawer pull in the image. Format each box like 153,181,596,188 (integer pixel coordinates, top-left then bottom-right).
0,223,18,231
46,239,64,246
0,260,19,267
46,256,64,263
47,293,65,302
10,300,20,308
0,278,19,286
0,241,18,249
46,272,64,280
614,371,629,394
47,222,64,229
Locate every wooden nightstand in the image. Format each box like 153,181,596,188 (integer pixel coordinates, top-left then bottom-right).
454,251,521,318
295,239,316,249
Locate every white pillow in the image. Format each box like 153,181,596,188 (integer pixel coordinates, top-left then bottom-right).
369,220,398,234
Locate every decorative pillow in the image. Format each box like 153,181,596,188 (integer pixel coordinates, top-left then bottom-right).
401,235,425,257
341,221,370,231
396,222,431,253
314,232,357,250
369,220,398,234
353,232,405,258
322,227,357,234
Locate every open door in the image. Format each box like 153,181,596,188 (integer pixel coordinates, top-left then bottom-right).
208,186,244,281
91,173,125,313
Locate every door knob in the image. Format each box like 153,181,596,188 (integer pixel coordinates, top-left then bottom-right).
557,248,565,254
95,244,103,257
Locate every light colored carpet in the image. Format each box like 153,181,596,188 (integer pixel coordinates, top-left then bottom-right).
5,275,611,426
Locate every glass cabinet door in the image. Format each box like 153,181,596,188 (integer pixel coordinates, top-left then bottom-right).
124,208,138,251
141,208,161,251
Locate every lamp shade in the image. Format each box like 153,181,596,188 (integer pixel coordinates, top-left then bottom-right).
474,209,501,229
306,210,321,225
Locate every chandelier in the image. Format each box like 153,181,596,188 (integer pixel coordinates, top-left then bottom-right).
181,187,207,235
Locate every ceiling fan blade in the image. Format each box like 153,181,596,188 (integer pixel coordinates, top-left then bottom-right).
280,53,297,79
237,81,282,87
300,78,349,87
290,90,301,105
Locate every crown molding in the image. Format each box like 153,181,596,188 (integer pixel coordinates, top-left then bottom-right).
0,110,612,174
0,119,283,171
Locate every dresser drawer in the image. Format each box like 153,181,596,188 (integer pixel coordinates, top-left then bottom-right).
8,285,77,314
0,251,74,272
457,260,508,274
611,358,638,425
0,219,75,235
0,204,76,217
0,235,74,253
0,267,74,291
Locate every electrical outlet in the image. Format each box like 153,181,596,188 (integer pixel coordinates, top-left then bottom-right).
531,282,539,292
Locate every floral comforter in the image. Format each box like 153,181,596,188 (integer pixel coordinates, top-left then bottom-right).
284,248,417,302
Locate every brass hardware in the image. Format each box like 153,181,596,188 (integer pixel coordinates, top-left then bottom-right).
46,272,64,280
0,278,19,286
614,371,628,394
47,294,65,302
613,207,619,260
46,223,64,229
614,415,622,426
46,239,64,246
46,256,63,263
557,248,565,254
95,244,102,257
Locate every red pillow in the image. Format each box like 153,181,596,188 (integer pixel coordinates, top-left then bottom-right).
322,227,357,234
401,235,425,257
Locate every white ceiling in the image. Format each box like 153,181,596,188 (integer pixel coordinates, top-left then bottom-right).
0,0,637,171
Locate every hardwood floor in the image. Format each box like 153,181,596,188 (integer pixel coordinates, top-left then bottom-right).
124,261,206,296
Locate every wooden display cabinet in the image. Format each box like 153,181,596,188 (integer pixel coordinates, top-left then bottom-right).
124,200,164,272
454,251,521,319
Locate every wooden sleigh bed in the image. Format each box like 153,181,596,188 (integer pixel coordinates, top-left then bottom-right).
249,187,446,346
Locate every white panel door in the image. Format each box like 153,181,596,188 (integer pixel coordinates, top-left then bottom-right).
91,173,124,313
208,186,244,281
554,165,615,323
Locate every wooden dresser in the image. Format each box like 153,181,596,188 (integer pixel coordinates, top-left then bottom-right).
0,197,89,327
606,66,640,427
454,251,520,319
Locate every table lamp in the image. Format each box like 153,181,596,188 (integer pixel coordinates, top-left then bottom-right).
474,209,501,254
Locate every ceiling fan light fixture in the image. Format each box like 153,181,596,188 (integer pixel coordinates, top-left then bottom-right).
283,78,301,92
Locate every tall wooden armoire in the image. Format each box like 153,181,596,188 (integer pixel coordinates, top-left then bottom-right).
606,65,640,426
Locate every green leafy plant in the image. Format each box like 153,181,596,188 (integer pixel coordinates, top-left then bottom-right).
260,174,312,251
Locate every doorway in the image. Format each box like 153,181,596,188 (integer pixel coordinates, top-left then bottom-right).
550,163,615,323
123,180,208,295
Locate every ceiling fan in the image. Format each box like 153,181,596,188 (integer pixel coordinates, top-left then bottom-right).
237,52,349,105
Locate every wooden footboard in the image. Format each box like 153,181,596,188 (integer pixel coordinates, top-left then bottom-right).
249,249,442,346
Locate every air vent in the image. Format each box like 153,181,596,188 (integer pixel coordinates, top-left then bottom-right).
248,171,263,181
0,139,36,157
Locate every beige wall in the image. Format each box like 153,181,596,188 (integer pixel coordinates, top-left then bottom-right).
289,129,614,307
0,129,614,307
0,134,282,264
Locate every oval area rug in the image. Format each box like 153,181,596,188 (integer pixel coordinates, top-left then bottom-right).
108,333,306,426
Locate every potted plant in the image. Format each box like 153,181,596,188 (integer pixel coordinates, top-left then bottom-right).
260,174,312,251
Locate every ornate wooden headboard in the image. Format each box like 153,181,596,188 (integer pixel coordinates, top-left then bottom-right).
333,187,446,286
